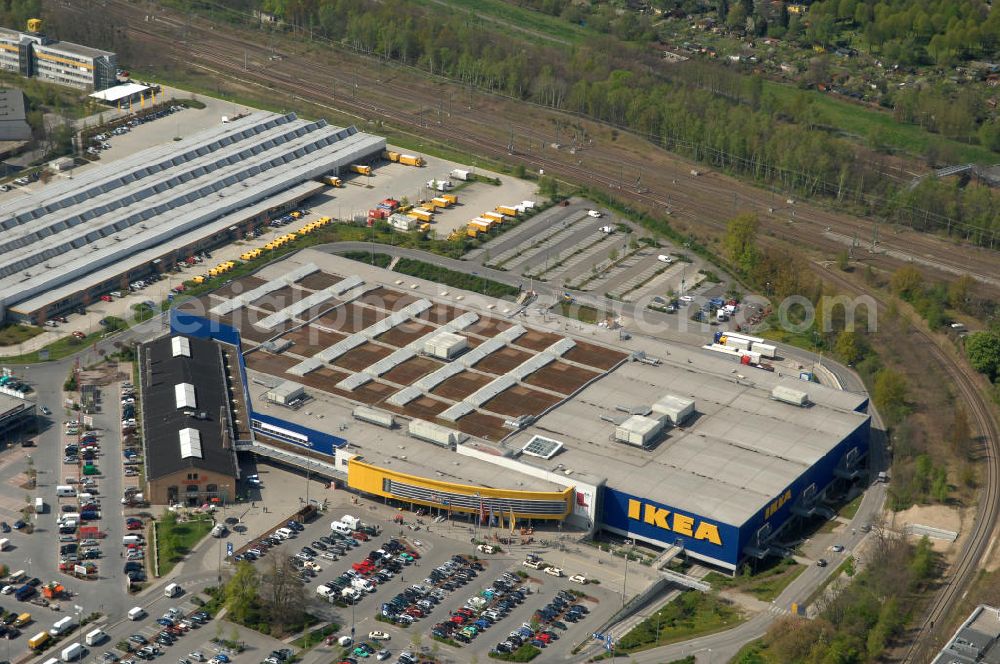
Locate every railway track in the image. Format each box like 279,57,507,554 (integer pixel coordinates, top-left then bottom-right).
89,0,1000,294
815,264,1000,662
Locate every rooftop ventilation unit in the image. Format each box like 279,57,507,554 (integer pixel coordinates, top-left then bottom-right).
771,385,809,407
652,394,696,425
520,435,563,459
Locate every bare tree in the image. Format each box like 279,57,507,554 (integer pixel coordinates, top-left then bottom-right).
261,550,306,635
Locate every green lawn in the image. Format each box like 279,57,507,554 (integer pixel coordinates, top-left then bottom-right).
616,591,744,653
0,329,106,364
156,514,214,576
291,623,340,649
556,301,605,324
838,494,863,519
0,324,42,348
762,80,996,164
488,643,541,661
410,0,587,45
704,558,805,602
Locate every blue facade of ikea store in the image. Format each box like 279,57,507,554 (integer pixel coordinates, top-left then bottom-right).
601,414,871,570
170,310,347,455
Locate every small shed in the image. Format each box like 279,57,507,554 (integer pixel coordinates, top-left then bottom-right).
266,381,304,406
615,415,663,446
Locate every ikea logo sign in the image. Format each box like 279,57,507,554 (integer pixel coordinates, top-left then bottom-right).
627,499,722,546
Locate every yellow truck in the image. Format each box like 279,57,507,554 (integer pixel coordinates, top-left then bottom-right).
384,150,401,162
441,193,458,205
431,197,452,209
192,275,206,284
482,211,505,224
471,217,495,230
290,211,303,219
322,175,342,187
350,164,372,176
466,226,480,238
28,631,48,650
407,208,433,222
399,154,425,167
14,613,31,627
496,205,519,217
468,219,492,235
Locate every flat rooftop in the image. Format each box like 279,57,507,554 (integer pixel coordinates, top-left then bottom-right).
506,355,869,526
35,39,114,59
0,111,384,315
180,250,868,525
246,368,563,493
0,392,31,419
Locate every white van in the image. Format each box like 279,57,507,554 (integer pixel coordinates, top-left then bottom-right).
60,642,84,662
657,254,673,264
340,515,360,530
84,629,106,646
164,583,181,598
122,535,142,546
56,486,77,498
351,578,374,593
77,493,95,504
275,527,294,539
316,585,334,598
127,607,145,621
331,521,352,535
34,497,44,514
49,616,75,636
0,539,10,551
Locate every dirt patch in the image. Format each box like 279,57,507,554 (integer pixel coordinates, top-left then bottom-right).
244,350,299,375
395,395,451,420
565,340,629,370
431,370,495,401
376,321,438,348
472,346,533,374
892,503,968,561
359,287,421,311
315,302,387,333
217,311,286,343
381,356,442,385
453,411,509,441
482,384,562,417
523,361,600,394
276,325,346,357
466,316,514,338
213,275,266,299
514,328,566,352
351,380,397,404
251,285,310,313
418,302,465,326
296,365,351,395
334,342,394,372
297,271,345,291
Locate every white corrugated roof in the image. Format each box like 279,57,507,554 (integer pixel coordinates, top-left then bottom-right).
178,427,203,459
88,83,151,102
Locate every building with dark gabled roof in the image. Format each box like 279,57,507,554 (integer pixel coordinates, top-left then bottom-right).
137,333,239,506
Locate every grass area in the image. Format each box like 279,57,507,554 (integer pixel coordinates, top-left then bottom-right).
410,0,586,45
291,623,340,649
0,329,106,364
393,257,521,298
838,494,863,520
556,301,606,324
804,557,853,607
616,591,744,653
0,324,42,348
704,558,805,602
488,643,541,661
761,80,997,163
155,513,214,576
731,639,772,664
340,251,393,268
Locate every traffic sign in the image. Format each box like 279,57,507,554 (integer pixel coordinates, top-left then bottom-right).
226,542,233,557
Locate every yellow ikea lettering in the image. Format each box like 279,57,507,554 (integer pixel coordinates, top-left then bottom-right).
765,489,794,520
626,499,723,547
643,505,671,529
673,513,694,537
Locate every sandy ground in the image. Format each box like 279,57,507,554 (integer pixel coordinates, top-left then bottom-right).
889,503,969,561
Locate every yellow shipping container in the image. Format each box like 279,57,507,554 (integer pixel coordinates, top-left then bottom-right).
407,209,433,222
482,211,505,223
496,205,519,217
431,197,451,208
384,150,401,162
399,154,425,167
28,631,49,650
322,175,342,187
442,193,458,204
466,227,479,238
193,275,206,284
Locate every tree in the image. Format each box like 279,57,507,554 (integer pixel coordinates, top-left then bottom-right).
835,250,849,271
966,331,1000,381
224,562,259,625
723,213,759,274
260,553,306,635
834,330,862,365
873,368,909,426
890,266,923,300
947,275,974,312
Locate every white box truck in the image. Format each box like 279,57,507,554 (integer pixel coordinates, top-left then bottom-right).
127,607,145,621
34,497,44,514
49,616,75,636
341,515,360,530
164,583,181,598
60,642,83,662
84,629,106,646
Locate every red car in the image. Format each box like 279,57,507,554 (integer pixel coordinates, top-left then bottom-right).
172,285,186,293
72,331,85,339
455,608,475,617
536,633,552,644
100,295,113,302
405,607,423,618
405,549,421,559
352,532,369,541
450,615,466,625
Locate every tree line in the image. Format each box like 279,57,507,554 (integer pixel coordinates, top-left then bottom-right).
76,0,1000,245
